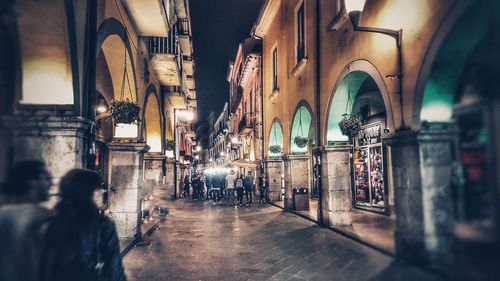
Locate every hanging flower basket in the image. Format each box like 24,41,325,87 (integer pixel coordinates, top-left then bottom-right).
269,145,282,154
109,99,141,124
165,140,175,151
293,136,309,148
338,114,362,138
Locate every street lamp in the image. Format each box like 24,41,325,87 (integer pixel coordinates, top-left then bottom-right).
231,137,239,144
196,145,201,152
344,0,406,129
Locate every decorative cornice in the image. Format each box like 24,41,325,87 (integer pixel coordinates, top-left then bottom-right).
252,0,282,37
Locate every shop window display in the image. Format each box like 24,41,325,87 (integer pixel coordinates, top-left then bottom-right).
353,122,386,211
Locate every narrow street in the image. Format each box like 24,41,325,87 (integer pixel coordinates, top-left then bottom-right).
123,200,441,281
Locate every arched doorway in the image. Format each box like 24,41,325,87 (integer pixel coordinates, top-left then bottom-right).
416,0,500,246
324,63,395,253
289,103,318,220
266,119,285,204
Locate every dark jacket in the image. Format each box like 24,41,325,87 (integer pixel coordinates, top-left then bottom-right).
43,208,126,281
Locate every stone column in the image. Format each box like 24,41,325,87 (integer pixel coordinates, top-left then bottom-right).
321,145,353,226
107,142,148,239
264,158,283,201
1,116,92,200
164,158,175,197
143,154,167,219
388,128,457,273
283,154,311,210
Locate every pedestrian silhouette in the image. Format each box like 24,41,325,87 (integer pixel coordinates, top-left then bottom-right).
0,160,53,281
42,169,126,281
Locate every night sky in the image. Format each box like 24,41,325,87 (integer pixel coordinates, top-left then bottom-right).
190,0,264,121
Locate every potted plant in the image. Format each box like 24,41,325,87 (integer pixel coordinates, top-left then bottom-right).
293,136,309,148
269,145,282,154
109,99,141,124
165,140,175,151
338,113,362,138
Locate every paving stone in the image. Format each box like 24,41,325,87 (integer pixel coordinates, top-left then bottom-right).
123,199,443,281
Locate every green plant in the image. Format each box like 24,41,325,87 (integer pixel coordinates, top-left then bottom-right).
165,140,175,151
293,136,309,148
109,99,141,124
269,145,282,154
338,114,362,138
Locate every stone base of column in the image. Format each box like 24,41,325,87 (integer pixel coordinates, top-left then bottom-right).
283,154,311,211
321,145,353,226
1,116,92,203
387,128,457,274
264,158,283,202
107,142,148,239
164,159,175,197
143,153,167,221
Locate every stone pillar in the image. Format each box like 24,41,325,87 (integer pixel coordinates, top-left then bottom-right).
283,155,311,210
107,142,148,239
1,116,92,200
321,145,353,226
264,158,283,201
388,129,457,273
143,154,166,219
164,158,175,197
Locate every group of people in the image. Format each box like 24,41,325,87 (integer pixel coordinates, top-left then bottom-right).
181,169,268,207
0,161,126,281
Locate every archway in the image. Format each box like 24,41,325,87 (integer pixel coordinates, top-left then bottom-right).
323,64,396,253
96,19,139,139
143,88,163,153
290,103,314,154
416,0,500,239
267,120,283,157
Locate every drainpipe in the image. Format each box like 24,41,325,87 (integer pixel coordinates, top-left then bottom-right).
315,0,324,226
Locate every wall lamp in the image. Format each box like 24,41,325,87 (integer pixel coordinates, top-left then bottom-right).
345,0,406,130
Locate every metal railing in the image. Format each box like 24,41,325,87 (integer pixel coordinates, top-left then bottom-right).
177,18,190,35
238,112,254,133
148,36,179,55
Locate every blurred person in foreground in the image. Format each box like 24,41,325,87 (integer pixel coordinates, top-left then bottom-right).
42,169,126,281
0,160,53,281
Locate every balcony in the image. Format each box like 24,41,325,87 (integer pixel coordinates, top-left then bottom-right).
163,86,186,109
238,113,254,136
182,55,194,76
177,18,193,56
185,74,195,90
148,36,181,86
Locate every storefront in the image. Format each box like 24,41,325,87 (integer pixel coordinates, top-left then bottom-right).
352,122,387,213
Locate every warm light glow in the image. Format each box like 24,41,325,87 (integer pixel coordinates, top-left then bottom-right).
220,151,225,156
344,0,365,13
114,123,138,138
194,155,199,160
97,105,107,114
209,158,213,162
231,137,239,144
165,150,174,158
196,145,202,152
147,135,162,152
20,59,74,104
177,110,194,121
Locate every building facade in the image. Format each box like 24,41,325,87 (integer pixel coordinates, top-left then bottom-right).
253,0,500,278
0,0,197,240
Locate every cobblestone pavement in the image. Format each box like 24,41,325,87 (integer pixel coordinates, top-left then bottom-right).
123,199,443,281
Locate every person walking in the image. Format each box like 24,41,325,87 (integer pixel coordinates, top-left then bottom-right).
243,171,254,206
0,160,53,281
235,174,244,207
42,169,126,281
225,170,236,205
183,174,191,198
258,174,267,204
